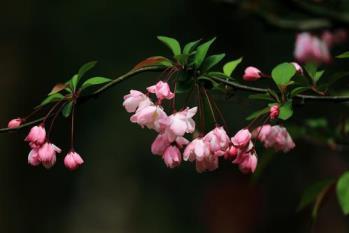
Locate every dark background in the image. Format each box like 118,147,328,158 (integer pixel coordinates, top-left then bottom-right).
1,0,348,233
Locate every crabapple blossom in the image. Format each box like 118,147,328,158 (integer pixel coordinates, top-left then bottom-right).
183,138,211,162
123,90,151,113
203,126,230,156
235,151,258,174
243,66,262,81
163,145,182,168
8,118,22,128
269,105,280,120
28,149,41,166
38,142,62,169
64,151,84,170
231,129,252,148
253,124,295,153
25,125,46,148
151,133,171,155
147,81,175,100
196,157,219,173
130,105,168,132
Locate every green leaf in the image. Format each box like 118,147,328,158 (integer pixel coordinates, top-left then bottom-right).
249,93,274,101
305,118,328,128
157,36,181,56
279,101,293,120
70,74,79,91
271,63,296,86
78,61,98,79
208,71,231,80
223,57,243,77
291,87,309,97
174,54,189,66
198,76,219,89
246,107,269,121
336,51,349,59
201,53,225,72
337,171,349,215
133,56,172,70
183,39,202,55
298,179,334,212
313,70,325,83
80,77,112,91
40,93,65,107
193,37,216,69
304,63,317,80
62,101,73,118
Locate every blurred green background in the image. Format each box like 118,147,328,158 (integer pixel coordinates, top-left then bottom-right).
1,0,349,233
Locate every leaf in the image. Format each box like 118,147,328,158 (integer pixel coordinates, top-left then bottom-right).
246,107,269,121
337,171,349,215
223,57,243,77
80,77,112,91
133,56,172,70
336,51,349,59
271,63,296,86
201,53,225,72
174,54,189,66
291,87,309,97
249,93,274,101
40,93,65,107
48,83,68,96
305,118,328,128
298,179,334,212
70,74,79,91
279,101,293,120
183,39,202,55
304,63,317,80
208,71,231,80
62,101,73,118
78,61,97,79
157,36,181,56
267,89,280,102
197,76,219,89
313,70,325,84
193,37,216,69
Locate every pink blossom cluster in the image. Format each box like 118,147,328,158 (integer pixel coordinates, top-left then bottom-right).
253,124,295,153
294,31,347,64
22,124,84,170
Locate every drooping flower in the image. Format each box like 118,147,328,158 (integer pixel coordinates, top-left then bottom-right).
253,124,295,153
25,125,46,147
130,105,168,132
123,90,152,113
243,66,262,81
196,157,219,173
8,118,22,128
38,142,61,169
162,145,182,168
269,105,280,120
183,138,211,162
28,149,41,166
203,126,230,157
231,129,252,148
235,151,258,174
147,81,175,100
64,151,84,170
151,133,171,155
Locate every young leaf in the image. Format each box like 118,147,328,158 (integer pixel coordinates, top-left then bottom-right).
313,70,325,84
336,51,349,59
208,72,231,80
40,93,65,107
133,56,172,70
193,37,216,69
62,101,73,118
48,83,68,96
271,63,296,86
279,101,293,120
80,77,112,91
223,57,243,77
298,179,334,211
70,74,79,91
174,54,189,66
249,93,274,101
157,36,181,56
337,171,349,215
291,87,309,97
246,107,269,121
201,53,225,72
78,61,98,79
304,63,317,80
183,39,202,55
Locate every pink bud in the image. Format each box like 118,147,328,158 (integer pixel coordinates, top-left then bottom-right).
8,118,22,128
291,62,303,75
25,125,46,147
38,143,61,169
162,145,181,168
243,66,262,81
269,105,279,120
64,151,84,170
147,81,175,100
28,149,41,166
231,129,252,148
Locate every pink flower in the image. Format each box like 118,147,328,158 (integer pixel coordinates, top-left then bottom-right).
64,151,84,170
25,125,46,147
183,138,211,162
243,66,262,81
203,126,230,157
28,149,41,166
162,107,197,141
236,151,258,174
151,133,171,155
130,105,168,132
162,145,182,168
196,157,219,173
147,81,175,100
123,90,152,113
269,105,279,120
253,125,295,153
231,129,252,148
294,32,331,64
8,118,22,128
38,143,61,169
292,62,303,75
